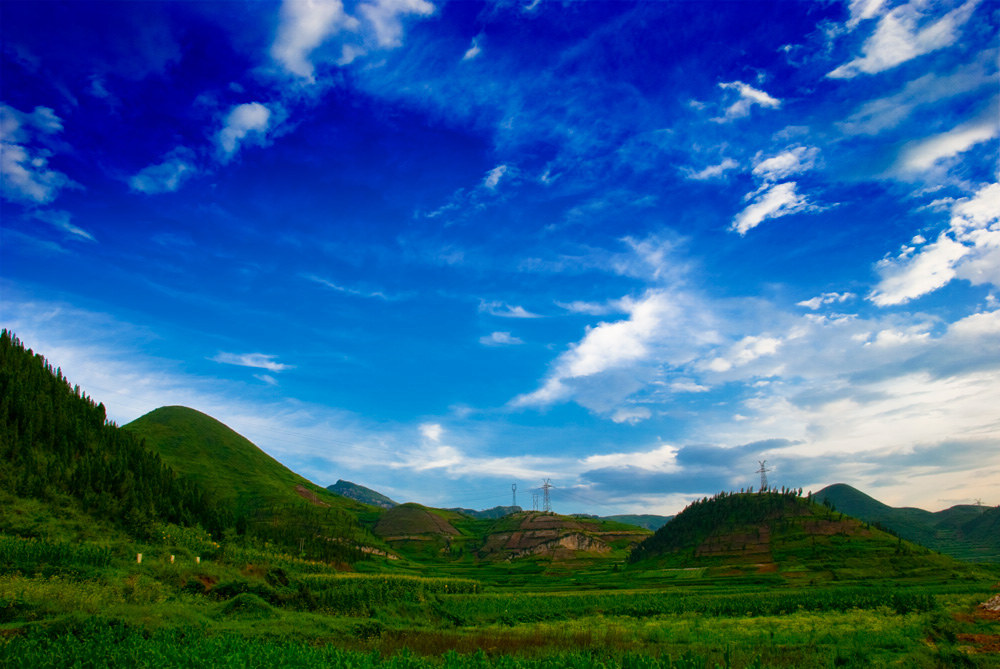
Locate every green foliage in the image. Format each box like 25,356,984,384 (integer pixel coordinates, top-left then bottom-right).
0,534,111,575
629,490,810,563
0,330,224,537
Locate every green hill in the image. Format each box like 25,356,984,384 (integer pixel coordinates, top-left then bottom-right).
125,406,381,562
629,490,965,581
328,479,398,508
0,330,220,539
816,483,1000,562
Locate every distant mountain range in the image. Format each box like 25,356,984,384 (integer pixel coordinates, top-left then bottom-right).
815,483,999,563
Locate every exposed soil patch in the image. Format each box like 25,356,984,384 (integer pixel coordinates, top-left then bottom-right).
294,485,330,507
957,634,1000,654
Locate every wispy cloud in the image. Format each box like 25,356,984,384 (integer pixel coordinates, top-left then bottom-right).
217,102,276,161
797,292,855,310
32,210,96,242
480,331,523,346
302,273,394,300
211,352,293,372
479,300,540,318
715,81,781,121
684,157,739,181
893,114,999,175
0,103,78,204
731,182,810,235
752,146,819,181
129,147,196,194
828,0,981,79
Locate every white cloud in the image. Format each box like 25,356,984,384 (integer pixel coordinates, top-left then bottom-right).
463,35,482,61
480,331,523,346
483,164,507,189
479,300,540,318
716,81,780,120
828,0,981,78
211,352,293,372
129,148,196,194
358,0,434,49
0,103,77,204
846,0,888,29
870,183,1000,305
684,157,739,180
949,309,1000,338
582,442,678,470
512,292,677,408
706,335,782,373
217,102,274,160
752,146,819,181
271,0,359,81
419,422,443,443
556,299,628,316
797,292,855,310
731,182,809,235
255,374,279,386
869,233,967,306
610,406,652,424
895,116,999,174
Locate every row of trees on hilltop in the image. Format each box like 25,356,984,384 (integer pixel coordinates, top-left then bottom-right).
0,330,228,538
628,488,807,563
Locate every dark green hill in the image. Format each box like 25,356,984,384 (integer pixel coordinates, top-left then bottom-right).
125,406,380,563
328,479,398,508
816,483,1000,562
629,490,963,581
0,330,220,539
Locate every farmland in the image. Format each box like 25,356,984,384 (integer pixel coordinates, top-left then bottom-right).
2,521,999,668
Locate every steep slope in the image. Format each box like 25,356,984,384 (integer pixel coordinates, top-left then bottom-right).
816,483,1000,562
629,490,962,580
125,406,381,562
328,479,398,509
0,331,220,538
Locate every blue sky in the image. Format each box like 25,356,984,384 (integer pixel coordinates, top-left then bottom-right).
2,0,998,515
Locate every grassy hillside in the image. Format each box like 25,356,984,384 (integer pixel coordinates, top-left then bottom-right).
817,483,1000,562
328,479,398,509
125,406,383,563
628,490,967,582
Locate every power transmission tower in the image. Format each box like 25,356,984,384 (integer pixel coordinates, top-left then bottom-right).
512,483,517,508
757,460,769,492
532,492,539,511
542,479,553,513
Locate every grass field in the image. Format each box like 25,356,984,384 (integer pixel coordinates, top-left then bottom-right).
1,523,998,668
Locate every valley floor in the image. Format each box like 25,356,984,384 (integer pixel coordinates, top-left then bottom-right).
2,536,999,668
